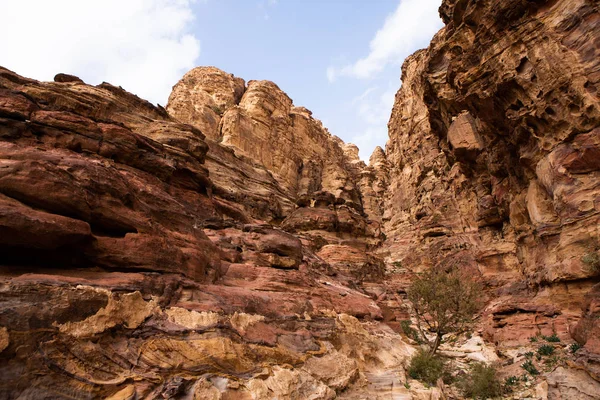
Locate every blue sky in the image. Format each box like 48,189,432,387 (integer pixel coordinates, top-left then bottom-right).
1,0,443,160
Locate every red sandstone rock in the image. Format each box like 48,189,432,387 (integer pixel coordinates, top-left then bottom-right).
380,0,600,394
0,0,599,397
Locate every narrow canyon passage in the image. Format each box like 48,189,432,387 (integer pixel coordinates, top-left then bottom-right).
0,0,599,399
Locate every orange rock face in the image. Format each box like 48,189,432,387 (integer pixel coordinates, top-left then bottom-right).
380,0,600,394
168,67,365,220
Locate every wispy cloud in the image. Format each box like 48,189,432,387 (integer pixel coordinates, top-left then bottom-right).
350,85,397,160
351,127,390,162
259,0,278,21
356,86,396,125
0,0,202,105
327,0,442,160
327,0,442,82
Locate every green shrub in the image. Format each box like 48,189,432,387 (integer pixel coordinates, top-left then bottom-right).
544,355,561,369
542,334,560,343
505,376,518,385
524,351,534,359
521,360,539,376
537,344,555,356
529,336,538,342
408,349,447,386
504,375,519,392
570,343,582,353
210,105,223,115
400,320,422,343
582,251,600,274
400,320,412,334
408,267,481,354
458,363,502,399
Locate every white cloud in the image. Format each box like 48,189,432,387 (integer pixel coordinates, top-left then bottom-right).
326,66,336,83
327,0,442,161
352,86,396,125
327,0,442,81
259,0,278,20
350,85,397,160
0,0,201,105
351,127,390,162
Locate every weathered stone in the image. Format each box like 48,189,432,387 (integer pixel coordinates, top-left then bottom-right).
1,0,599,396
447,111,483,155
53,73,84,84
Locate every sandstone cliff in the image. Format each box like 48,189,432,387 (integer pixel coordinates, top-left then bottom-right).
167,67,366,221
0,66,406,399
0,0,599,398
381,0,600,397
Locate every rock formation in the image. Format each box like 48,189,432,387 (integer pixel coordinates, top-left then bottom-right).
0,0,599,398
381,0,600,397
0,66,401,399
167,67,365,222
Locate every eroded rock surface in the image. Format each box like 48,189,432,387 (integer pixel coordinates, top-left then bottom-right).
0,67,401,399
380,0,600,396
1,0,599,398
168,67,367,222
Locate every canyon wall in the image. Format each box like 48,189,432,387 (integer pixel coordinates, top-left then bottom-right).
0,0,598,398
381,0,600,393
167,67,366,222
0,66,406,399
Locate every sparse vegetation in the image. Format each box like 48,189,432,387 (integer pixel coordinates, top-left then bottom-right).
458,363,502,399
570,343,582,353
407,349,448,386
544,355,561,369
400,320,423,344
582,250,600,274
407,267,481,355
505,375,519,387
521,360,539,376
524,351,534,359
400,320,412,335
529,336,538,342
210,104,223,115
542,333,560,343
537,344,555,356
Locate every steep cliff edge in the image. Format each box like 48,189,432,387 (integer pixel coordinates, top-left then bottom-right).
167,67,367,222
0,67,408,399
381,0,600,396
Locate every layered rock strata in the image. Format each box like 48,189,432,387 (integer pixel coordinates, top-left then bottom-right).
380,0,600,396
0,67,408,399
0,0,599,398
167,67,365,222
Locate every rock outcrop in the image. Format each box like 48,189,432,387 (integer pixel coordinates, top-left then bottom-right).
168,67,366,221
0,67,406,399
380,0,600,396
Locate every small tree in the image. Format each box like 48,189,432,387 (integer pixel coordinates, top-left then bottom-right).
458,362,503,399
407,267,481,355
